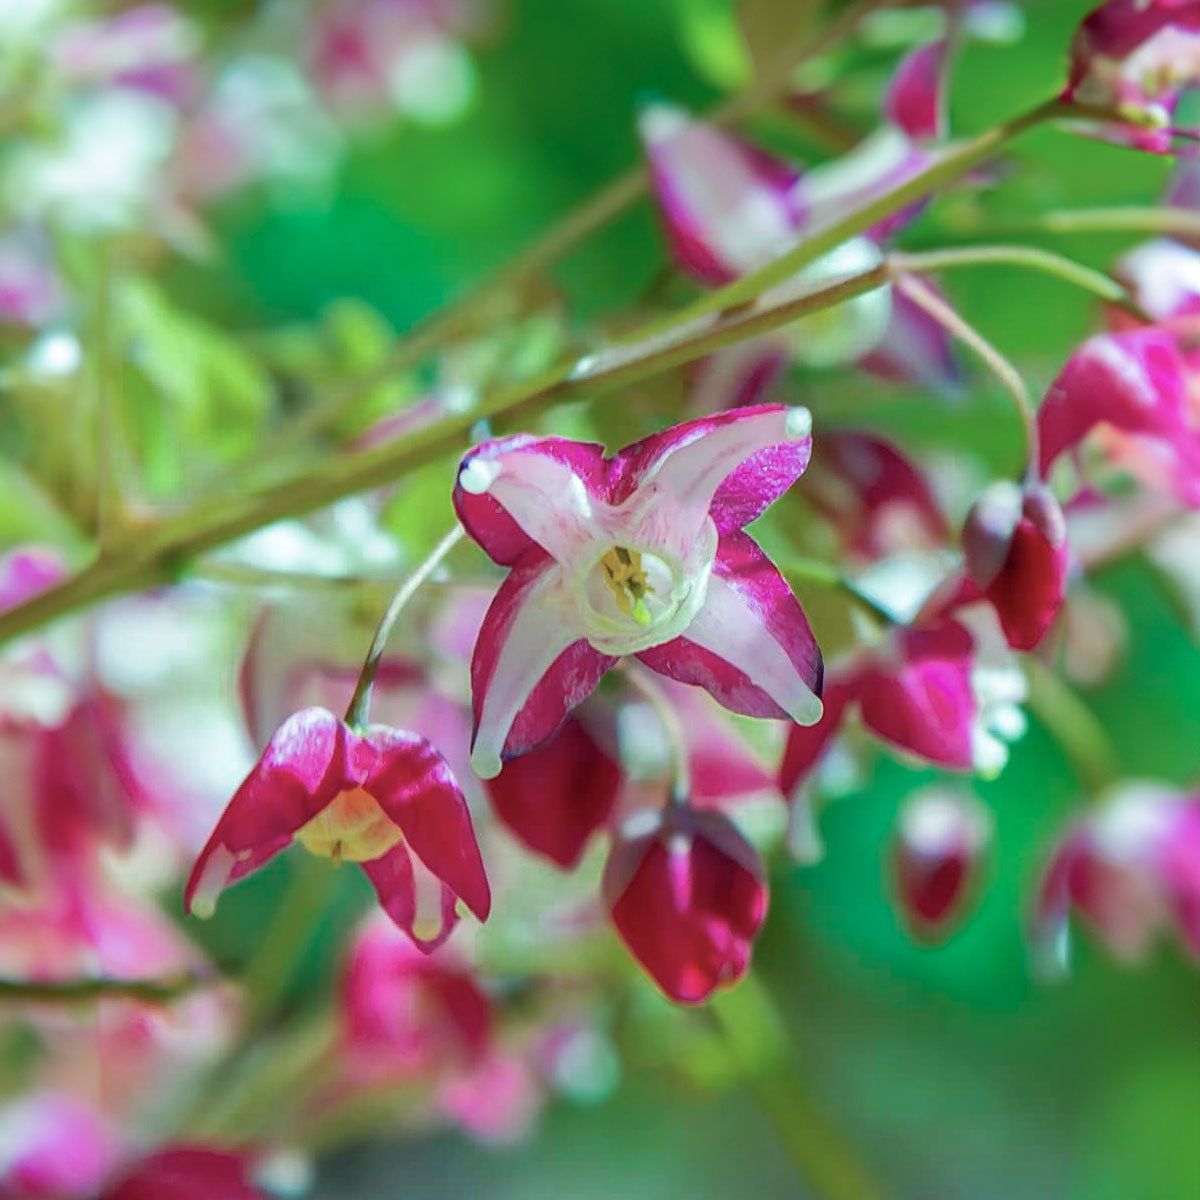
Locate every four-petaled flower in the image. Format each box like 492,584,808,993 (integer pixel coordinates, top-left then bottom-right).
453,404,824,779
185,706,490,951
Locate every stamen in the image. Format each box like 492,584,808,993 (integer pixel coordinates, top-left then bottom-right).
600,546,655,626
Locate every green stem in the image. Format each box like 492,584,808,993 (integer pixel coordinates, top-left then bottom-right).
892,268,1037,475
236,852,337,1036
274,0,914,445
343,524,465,728
0,261,892,647
632,97,1066,339
710,974,892,1200
1024,657,1120,795
895,244,1146,318
0,971,209,1005
1010,205,1200,239
620,661,692,803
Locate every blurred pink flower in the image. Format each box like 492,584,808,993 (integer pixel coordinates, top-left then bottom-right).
1038,328,1200,506
890,787,992,943
803,430,949,561
52,4,201,107
185,706,489,950
453,405,823,779
604,803,767,1004
0,1091,116,1200
1033,783,1200,971
1063,0,1200,152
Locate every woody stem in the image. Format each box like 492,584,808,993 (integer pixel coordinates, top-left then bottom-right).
344,524,465,729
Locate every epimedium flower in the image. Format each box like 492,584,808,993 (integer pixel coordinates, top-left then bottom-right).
802,430,950,561
603,802,767,1004
452,404,824,780
185,706,490,951
1038,328,1200,507
780,613,1027,800
1062,0,1200,152
637,42,962,382
1032,783,1200,974
960,480,1070,652
890,787,992,943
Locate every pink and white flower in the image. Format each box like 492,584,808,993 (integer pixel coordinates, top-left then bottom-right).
1038,328,1200,507
960,480,1070,651
780,614,1027,797
1033,783,1200,972
185,706,490,951
603,803,767,1004
890,787,992,943
1062,0,1200,152
453,405,824,779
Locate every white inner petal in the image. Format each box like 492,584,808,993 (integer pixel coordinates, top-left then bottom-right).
684,572,823,726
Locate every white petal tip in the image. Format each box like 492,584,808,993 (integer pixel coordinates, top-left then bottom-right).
785,406,813,441
788,691,824,727
459,457,500,495
637,102,688,145
471,747,503,780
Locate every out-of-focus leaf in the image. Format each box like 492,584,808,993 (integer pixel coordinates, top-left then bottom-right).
119,277,271,479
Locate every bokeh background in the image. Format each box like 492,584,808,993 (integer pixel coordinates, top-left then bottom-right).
1,1,1199,1197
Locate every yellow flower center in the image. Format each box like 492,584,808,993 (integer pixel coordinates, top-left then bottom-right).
293,787,404,864
599,545,654,627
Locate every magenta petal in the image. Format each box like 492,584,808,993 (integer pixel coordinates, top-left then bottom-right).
470,553,615,775
884,41,949,143
360,842,461,953
639,101,804,283
184,706,345,916
637,531,822,724
610,404,813,534
808,430,949,558
857,622,977,769
606,807,767,1004
365,726,490,922
1039,329,1200,497
454,434,609,566
485,714,620,868
99,1147,263,1200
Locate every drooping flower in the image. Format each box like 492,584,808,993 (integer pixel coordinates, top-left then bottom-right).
338,912,492,1084
1062,0,1200,152
960,480,1070,651
890,787,992,943
603,803,767,1003
484,709,622,869
453,405,824,779
637,42,960,383
98,1147,266,1200
1038,328,1200,506
1032,783,1200,973
802,430,949,560
780,613,1027,798
185,706,490,951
